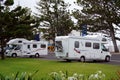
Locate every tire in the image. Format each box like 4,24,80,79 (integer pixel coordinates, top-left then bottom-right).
80,56,85,62
105,56,110,62
11,53,17,58
35,53,40,58
66,59,71,62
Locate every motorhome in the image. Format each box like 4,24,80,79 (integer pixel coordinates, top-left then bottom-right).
5,38,48,57
55,35,111,62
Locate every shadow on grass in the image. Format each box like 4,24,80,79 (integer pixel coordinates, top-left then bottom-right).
56,59,110,64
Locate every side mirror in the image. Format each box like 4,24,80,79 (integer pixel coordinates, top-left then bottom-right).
102,48,108,52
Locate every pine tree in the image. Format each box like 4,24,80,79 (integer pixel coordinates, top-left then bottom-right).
0,0,38,59
35,0,74,39
73,0,120,52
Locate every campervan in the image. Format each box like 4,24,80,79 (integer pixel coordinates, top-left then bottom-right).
5,38,48,57
55,35,111,62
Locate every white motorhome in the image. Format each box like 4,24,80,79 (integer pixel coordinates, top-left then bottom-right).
5,38,48,57
55,35,111,62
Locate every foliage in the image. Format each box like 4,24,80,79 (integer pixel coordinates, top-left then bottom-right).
0,69,120,80
4,0,14,6
49,71,106,80
35,0,74,39
49,71,68,80
73,0,120,52
0,70,38,80
0,6,37,39
0,0,39,59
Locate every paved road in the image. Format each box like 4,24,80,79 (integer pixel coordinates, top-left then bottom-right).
40,53,120,65
108,54,120,65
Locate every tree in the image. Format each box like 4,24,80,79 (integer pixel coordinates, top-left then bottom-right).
0,0,38,59
73,0,120,52
35,0,74,39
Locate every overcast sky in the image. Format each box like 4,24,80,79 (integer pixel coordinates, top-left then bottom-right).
13,0,80,14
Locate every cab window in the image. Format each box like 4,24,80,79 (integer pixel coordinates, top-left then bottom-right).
101,43,108,51
55,41,63,52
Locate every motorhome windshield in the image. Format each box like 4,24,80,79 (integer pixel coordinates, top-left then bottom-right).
6,45,14,50
101,43,108,51
6,45,21,50
55,41,63,52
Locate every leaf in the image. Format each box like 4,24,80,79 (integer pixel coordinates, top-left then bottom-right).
14,72,19,80
0,73,5,80
4,0,14,6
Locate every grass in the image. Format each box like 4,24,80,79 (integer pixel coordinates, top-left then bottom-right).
0,58,120,80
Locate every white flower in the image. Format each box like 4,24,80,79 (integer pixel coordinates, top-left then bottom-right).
97,71,102,74
68,77,75,80
79,74,84,77
94,73,99,79
49,72,58,76
59,71,63,74
89,74,94,79
73,73,78,77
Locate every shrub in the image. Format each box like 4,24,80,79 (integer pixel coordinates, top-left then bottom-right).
49,71,105,80
0,70,38,80
0,70,120,80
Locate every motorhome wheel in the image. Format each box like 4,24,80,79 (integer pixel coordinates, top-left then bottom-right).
105,56,110,62
12,53,17,58
80,56,85,62
66,59,71,62
35,53,40,58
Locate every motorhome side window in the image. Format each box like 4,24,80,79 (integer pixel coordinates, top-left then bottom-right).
33,44,37,48
18,40,22,43
93,43,99,49
75,41,79,48
85,42,91,47
41,44,46,48
28,45,30,49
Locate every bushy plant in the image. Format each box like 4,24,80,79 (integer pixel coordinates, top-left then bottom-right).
0,70,38,80
0,70,120,80
49,71,105,80
49,71,68,80
88,71,105,80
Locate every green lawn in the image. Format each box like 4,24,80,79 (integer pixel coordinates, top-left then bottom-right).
0,58,120,80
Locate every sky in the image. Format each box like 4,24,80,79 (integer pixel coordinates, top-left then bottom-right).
13,0,38,13
13,0,81,14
